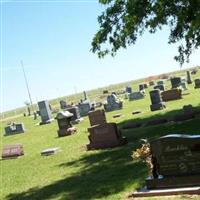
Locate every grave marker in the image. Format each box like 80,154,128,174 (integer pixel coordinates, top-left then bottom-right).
2,144,24,159
38,100,53,125
146,134,200,189
149,90,166,111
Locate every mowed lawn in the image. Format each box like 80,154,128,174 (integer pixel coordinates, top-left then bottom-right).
1,72,200,200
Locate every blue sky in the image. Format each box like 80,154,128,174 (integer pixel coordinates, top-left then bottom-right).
1,0,200,112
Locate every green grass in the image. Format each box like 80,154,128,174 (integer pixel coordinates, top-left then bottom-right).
1,69,200,200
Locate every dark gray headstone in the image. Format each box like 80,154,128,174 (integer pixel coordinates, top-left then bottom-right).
5,123,25,135
194,79,200,89
146,134,200,189
65,106,80,121
78,102,91,117
125,86,132,94
129,92,144,101
154,84,165,91
149,90,165,111
186,71,192,84
170,77,182,88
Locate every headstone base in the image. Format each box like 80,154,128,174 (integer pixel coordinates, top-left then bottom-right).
146,175,200,189
39,119,54,125
150,102,166,111
87,136,127,150
57,127,77,137
131,186,200,198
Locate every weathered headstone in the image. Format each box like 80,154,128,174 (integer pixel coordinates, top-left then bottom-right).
88,109,106,127
27,106,31,116
170,77,182,88
194,79,200,89
149,90,166,111
146,134,200,189
154,84,165,91
65,106,80,121
38,100,53,125
104,94,123,112
125,86,132,94
55,111,76,137
4,123,25,135
2,144,24,159
186,71,192,84
157,80,164,85
60,100,68,109
161,89,182,102
129,92,144,101
78,102,91,117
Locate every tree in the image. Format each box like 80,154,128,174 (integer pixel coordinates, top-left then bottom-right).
91,0,200,65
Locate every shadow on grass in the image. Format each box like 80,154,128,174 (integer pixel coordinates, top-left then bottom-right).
6,145,146,200
6,105,200,200
119,104,200,144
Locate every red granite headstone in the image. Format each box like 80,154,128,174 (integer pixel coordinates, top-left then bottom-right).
87,123,127,150
88,109,106,126
2,144,24,159
161,89,182,102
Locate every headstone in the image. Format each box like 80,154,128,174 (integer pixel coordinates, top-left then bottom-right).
149,81,155,86
144,83,148,89
33,112,37,120
104,94,123,112
149,90,166,111
27,107,31,116
161,89,182,102
154,84,165,91
112,113,122,118
60,100,68,109
157,80,164,85
55,111,76,137
2,144,24,159
145,119,168,126
41,147,61,156
183,104,194,116
191,69,198,74
87,123,127,150
179,82,188,90
103,90,109,94
194,79,200,89
186,71,192,84
38,100,53,125
4,123,25,135
125,86,132,94
78,102,91,117
139,84,145,92
65,106,80,121
170,77,182,88
129,92,144,101
146,134,200,189
88,109,106,126
83,91,88,101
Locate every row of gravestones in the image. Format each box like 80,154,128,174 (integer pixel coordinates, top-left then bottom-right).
123,104,197,130
2,104,200,193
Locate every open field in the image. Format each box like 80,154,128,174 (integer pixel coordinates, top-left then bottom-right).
1,68,200,200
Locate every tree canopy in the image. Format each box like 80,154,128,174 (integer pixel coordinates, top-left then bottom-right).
91,0,200,65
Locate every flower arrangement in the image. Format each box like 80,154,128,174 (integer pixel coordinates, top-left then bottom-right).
132,139,153,177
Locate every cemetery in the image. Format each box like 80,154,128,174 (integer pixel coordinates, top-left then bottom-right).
1,67,200,200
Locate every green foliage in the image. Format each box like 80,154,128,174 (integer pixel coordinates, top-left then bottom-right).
92,0,200,65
